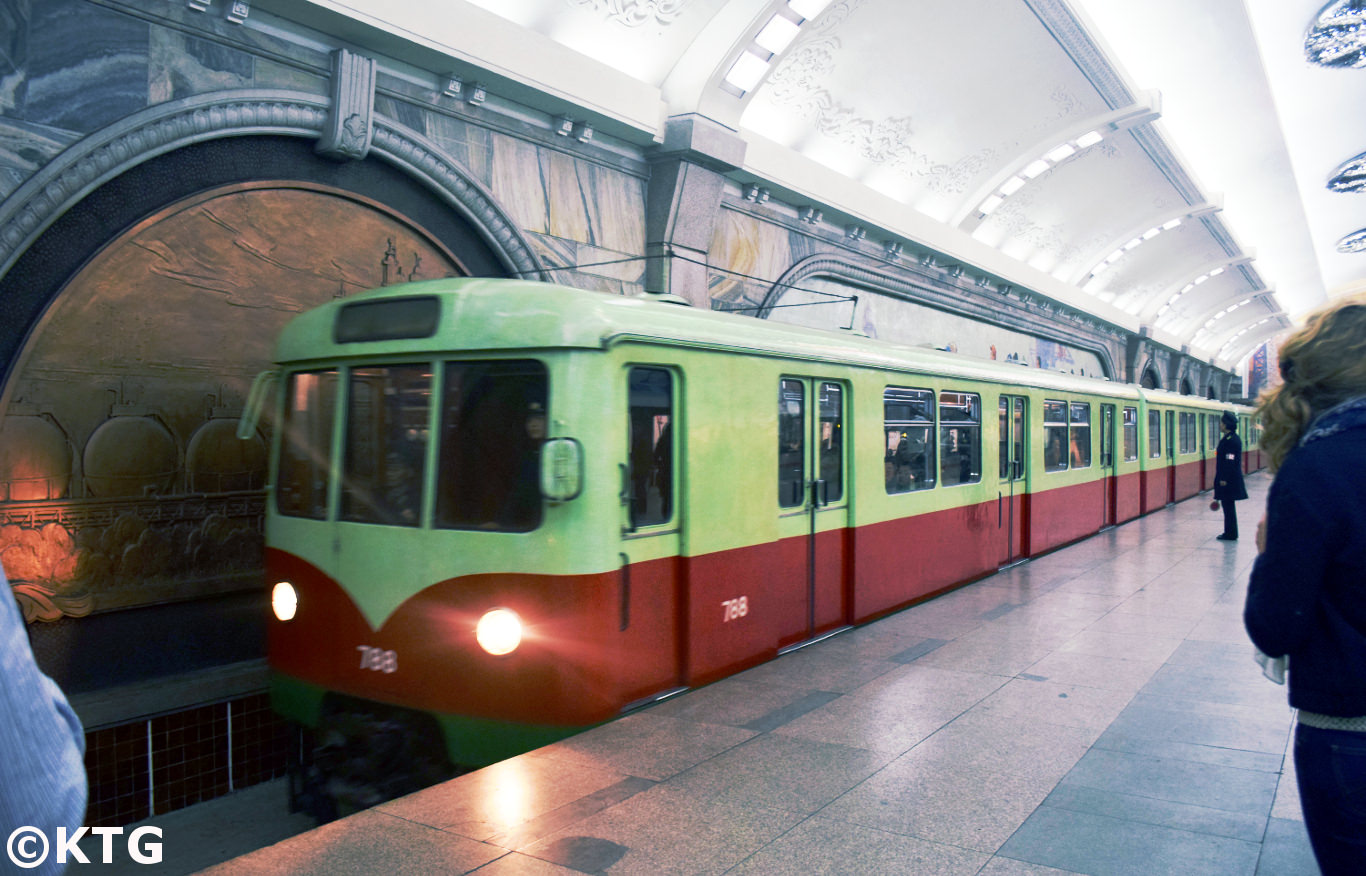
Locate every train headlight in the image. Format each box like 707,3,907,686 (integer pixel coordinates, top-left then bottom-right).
476,608,522,656
272,581,298,621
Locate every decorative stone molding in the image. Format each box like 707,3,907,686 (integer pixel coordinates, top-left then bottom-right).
0,90,543,285
762,251,1121,380
565,0,690,27
316,49,376,161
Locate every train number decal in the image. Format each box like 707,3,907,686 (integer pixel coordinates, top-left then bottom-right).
722,596,749,622
357,645,398,674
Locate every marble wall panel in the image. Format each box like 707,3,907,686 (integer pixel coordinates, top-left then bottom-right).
708,209,794,306
19,0,148,133
544,147,593,244
148,26,253,104
491,130,550,236
576,158,646,256
252,55,326,94
0,0,25,84
0,117,76,201
423,111,495,189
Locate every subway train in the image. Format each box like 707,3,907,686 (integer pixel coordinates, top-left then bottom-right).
242,276,1262,814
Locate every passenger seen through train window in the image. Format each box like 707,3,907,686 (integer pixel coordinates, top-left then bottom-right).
939,391,981,486
883,387,934,493
1044,400,1068,471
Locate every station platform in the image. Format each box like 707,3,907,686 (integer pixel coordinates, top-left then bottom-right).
205,470,1320,876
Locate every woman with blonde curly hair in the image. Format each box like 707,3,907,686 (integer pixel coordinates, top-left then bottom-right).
1244,293,1366,874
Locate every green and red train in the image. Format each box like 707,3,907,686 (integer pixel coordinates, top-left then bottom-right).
243,277,1261,811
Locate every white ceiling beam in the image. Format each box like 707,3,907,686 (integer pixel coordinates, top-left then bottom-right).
952,94,1161,230
1136,255,1256,323
1071,200,1220,289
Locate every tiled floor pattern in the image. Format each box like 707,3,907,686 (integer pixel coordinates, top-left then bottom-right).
210,472,1322,875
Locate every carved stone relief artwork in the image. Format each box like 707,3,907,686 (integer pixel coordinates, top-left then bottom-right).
0,183,461,622
564,0,691,27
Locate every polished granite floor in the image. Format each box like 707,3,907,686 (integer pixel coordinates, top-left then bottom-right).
206,470,1321,875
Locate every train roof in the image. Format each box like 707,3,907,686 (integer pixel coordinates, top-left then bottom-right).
274,277,1251,410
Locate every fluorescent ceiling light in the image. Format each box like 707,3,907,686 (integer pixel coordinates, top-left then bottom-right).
755,15,801,54
788,0,833,20
1162,218,1182,229
1000,176,1026,195
1023,159,1050,178
724,51,770,92
1075,130,1103,148
980,194,1004,215
1046,144,1075,162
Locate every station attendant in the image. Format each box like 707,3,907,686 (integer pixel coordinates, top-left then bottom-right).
1213,410,1246,540
1244,295,1366,874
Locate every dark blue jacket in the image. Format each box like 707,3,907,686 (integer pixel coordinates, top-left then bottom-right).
1214,430,1247,501
1245,398,1366,716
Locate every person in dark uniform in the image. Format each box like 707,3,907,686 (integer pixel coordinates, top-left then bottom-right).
1214,409,1247,540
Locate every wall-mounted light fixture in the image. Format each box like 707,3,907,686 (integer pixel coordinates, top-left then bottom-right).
845,224,866,240
553,115,574,136
573,122,593,143
226,0,249,23
443,76,464,99
884,241,903,260
467,83,487,106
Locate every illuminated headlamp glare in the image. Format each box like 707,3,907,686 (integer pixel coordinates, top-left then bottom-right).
272,581,298,621
476,608,523,656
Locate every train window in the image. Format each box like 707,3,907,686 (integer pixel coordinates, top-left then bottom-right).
819,383,844,503
334,296,440,342
939,391,981,486
1069,402,1091,468
884,387,935,493
998,400,1009,480
1043,400,1068,472
628,368,673,527
1123,406,1138,461
278,370,339,519
435,360,548,532
1178,412,1195,454
342,365,431,527
1148,410,1162,458
779,380,806,507
1208,413,1219,451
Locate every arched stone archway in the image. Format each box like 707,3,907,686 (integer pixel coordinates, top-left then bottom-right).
0,90,544,396
0,92,543,621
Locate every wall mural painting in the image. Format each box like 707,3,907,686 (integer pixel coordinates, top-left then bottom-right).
0,183,462,622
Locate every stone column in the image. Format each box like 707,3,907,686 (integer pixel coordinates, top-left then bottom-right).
644,115,745,307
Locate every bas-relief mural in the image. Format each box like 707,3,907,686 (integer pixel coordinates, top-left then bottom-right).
0,184,461,622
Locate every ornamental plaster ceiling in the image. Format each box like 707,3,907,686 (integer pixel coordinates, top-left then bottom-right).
268,0,1366,368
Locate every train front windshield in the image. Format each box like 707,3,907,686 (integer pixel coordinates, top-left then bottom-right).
276,360,549,532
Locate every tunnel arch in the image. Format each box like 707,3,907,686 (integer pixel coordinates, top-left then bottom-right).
0,90,544,397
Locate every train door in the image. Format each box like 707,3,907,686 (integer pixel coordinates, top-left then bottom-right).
1165,410,1177,504
621,366,685,698
776,377,850,650
1199,414,1209,490
997,395,1027,566
1100,404,1117,527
